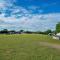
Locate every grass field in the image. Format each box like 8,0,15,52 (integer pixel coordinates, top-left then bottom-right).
0,34,60,60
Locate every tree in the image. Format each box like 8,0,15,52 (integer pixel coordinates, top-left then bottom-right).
56,22,60,33
45,29,52,34
0,29,8,34
20,30,24,32
25,31,32,34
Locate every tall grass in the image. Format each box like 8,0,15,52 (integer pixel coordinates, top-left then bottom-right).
0,34,60,60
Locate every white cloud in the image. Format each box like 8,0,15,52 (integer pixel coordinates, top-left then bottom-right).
0,0,6,8
0,12,60,31
0,3,5,8
0,0,60,31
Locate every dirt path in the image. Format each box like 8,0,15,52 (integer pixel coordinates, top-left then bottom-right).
40,42,60,49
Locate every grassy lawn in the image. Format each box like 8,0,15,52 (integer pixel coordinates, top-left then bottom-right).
0,34,60,60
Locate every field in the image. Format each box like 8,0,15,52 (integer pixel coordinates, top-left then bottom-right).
0,34,60,60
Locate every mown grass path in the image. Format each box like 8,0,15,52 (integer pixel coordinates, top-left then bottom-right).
40,42,60,49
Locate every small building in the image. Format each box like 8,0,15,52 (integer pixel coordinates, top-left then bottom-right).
53,33,60,40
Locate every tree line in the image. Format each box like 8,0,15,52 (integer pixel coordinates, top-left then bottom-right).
0,29,53,35
0,22,60,34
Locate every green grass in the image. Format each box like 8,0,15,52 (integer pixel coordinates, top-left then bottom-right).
0,34,60,60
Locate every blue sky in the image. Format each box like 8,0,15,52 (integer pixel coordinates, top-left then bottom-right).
0,0,60,31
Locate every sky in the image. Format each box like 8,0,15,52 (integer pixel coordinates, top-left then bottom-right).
0,0,60,31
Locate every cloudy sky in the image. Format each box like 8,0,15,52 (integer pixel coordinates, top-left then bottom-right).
0,0,60,31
